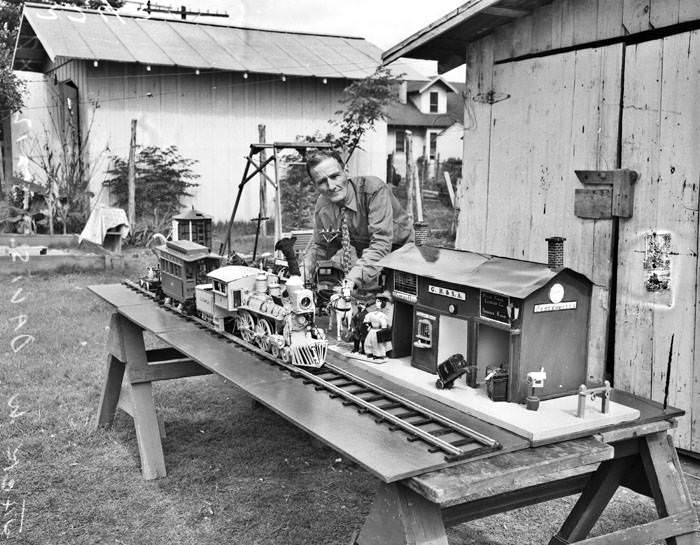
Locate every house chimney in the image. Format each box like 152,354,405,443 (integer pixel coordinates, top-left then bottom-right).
545,237,566,270
399,81,407,104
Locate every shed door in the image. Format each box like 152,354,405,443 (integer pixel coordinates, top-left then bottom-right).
616,32,700,450
479,44,623,384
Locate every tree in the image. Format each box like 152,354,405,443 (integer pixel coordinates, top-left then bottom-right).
333,65,403,162
105,145,200,244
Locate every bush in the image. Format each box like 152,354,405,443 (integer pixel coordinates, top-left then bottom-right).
105,145,199,243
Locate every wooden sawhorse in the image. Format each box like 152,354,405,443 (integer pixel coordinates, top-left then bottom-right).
94,312,210,479
356,422,700,544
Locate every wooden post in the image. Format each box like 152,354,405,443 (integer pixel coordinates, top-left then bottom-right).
127,119,137,230
405,131,414,224
258,124,267,236
415,151,424,223
273,145,282,243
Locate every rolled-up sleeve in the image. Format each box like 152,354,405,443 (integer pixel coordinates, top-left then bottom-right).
347,184,393,288
303,200,329,279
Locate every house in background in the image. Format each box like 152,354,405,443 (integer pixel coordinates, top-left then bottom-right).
386,75,465,181
9,2,391,223
383,0,700,452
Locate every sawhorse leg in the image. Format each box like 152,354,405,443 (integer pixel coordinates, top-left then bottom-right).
549,431,700,545
95,313,210,480
355,482,448,545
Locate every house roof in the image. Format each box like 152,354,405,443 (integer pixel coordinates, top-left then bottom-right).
13,3,383,79
382,0,545,73
417,76,460,94
378,243,590,299
387,80,465,128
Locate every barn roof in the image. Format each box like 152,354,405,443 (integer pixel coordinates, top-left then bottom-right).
382,0,545,73
378,243,590,299
13,3,383,79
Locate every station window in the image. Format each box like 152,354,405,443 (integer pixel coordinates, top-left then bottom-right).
415,319,433,347
394,271,417,295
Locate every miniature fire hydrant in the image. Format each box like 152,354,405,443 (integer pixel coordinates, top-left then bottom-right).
526,367,547,411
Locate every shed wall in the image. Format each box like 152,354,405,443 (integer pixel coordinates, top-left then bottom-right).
46,60,386,223
455,0,700,450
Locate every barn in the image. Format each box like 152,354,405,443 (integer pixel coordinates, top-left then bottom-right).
8,2,390,223
383,0,700,452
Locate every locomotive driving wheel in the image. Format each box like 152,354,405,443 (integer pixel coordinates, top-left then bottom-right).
236,311,255,343
254,319,273,352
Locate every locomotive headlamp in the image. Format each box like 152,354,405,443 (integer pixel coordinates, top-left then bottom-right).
300,296,312,309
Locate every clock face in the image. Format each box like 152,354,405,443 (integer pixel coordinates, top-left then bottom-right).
549,283,565,304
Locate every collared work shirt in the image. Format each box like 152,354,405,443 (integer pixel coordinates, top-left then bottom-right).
305,176,413,289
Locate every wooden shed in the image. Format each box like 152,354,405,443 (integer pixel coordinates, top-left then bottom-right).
383,0,700,452
9,3,391,222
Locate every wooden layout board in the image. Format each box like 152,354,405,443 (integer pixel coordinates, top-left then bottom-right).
89,283,158,308
158,326,484,483
329,345,640,445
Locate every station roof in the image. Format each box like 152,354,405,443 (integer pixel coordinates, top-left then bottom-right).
378,244,589,299
14,3,383,78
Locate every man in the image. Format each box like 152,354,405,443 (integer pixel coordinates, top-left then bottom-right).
303,150,413,291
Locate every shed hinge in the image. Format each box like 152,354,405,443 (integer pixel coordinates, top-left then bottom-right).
472,90,511,105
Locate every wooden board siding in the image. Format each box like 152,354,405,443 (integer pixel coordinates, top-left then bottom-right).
486,0,700,63
617,32,700,449
459,45,621,385
48,60,386,222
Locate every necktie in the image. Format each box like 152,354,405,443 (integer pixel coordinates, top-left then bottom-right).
341,207,352,275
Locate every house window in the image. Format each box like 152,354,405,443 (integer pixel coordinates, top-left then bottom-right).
429,91,439,113
429,132,437,160
395,130,405,153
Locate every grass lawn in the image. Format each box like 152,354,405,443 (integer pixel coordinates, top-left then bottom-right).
1,248,699,543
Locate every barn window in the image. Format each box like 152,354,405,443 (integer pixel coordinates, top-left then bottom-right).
429,91,438,113
415,319,433,347
394,271,417,295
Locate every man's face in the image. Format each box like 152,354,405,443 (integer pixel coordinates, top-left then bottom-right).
309,157,348,204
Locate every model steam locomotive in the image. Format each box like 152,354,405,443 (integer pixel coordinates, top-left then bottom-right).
142,239,327,368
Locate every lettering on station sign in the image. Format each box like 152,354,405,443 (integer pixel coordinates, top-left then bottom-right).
428,285,466,301
534,301,577,313
480,291,510,324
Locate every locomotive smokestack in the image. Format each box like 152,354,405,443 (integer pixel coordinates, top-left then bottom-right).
546,237,566,271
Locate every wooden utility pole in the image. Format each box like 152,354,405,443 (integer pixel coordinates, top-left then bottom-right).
127,119,137,230
405,131,414,224
258,124,267,236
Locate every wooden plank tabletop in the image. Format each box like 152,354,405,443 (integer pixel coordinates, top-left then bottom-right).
407,435,613,506
158,327,459,483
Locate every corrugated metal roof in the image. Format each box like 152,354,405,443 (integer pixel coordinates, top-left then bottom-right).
16,3,382,78
378,244,590,299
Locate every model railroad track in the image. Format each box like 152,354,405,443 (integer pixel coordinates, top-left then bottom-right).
122,280,501,462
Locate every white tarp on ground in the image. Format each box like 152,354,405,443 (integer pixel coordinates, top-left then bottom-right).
79,206,130,247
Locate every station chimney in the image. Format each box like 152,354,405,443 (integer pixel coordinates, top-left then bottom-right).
545,237,566,270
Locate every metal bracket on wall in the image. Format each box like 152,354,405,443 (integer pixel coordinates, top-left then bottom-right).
573,169,638,219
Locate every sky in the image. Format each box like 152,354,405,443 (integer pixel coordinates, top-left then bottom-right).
131,0,468,81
